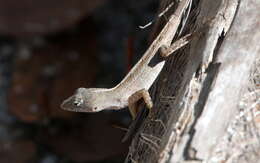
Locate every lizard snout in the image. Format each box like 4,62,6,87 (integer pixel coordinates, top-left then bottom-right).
60,95,83,112
61,95,94,112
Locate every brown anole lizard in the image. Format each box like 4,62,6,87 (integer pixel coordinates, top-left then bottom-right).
61,0,192,119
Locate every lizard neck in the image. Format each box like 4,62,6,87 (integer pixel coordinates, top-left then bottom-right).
95,88,128,110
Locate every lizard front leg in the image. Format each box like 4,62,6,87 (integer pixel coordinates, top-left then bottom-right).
128,89,153,119
160,33,192,58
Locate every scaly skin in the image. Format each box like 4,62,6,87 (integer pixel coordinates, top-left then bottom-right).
61,0,191,115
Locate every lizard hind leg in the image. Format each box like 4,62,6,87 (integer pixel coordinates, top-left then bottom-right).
128,89,153,119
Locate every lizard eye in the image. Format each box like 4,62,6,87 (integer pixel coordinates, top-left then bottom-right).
73,98,83,107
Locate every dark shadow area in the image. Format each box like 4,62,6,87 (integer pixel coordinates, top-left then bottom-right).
0,0,158,162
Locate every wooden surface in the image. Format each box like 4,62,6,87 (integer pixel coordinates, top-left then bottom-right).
125,0,260,162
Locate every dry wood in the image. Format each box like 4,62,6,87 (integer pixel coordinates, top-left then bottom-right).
125,0,260,162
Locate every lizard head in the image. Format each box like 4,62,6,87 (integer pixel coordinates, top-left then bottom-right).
60,87,107,113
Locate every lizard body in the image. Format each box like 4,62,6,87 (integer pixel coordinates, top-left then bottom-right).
61,0,191,118
61,42,166,113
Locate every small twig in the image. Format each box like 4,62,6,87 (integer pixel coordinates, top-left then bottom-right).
111,124,129,132
139,1,175,29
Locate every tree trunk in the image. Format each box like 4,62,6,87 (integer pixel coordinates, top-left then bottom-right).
125,0,260,162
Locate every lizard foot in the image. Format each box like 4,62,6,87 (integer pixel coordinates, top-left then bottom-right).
128,89,153,119
160,33,192,58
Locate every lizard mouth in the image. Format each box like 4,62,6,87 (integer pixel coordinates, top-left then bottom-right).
60,96,81,112
60,98,73,111
61,101,81,112
60,95,93,113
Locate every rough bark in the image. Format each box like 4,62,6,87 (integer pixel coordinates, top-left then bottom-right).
125,0,260,162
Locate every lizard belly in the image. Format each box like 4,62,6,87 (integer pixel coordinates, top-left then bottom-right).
142,61,165,90
115,61,165,104
125,60,165,96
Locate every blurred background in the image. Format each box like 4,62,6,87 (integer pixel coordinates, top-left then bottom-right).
0,0,158,162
